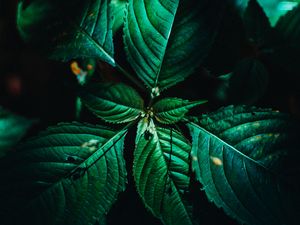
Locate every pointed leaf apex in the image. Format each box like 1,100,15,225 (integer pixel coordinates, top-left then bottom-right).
153,98,207,124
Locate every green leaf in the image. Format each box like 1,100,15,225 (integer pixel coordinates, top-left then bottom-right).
188,105,300,225
276,4,300,45
111,0,127,34
243,0,272,45
153,98,207,124
80,82,144,123
17,0,115,65
215,58,269,105
134,119,193,225
0,107,34,158
267,4,300,76
123,0,225,93
0,122,127,225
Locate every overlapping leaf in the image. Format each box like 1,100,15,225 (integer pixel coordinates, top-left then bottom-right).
188,105,300,225
134,119,193,225
153,98,207,124
0,107,34,158
111,0,127,33
17,0,115,65
276,4,300,45
80,82,144,123
0,122,127,225
124,0,224,92
243,0,272,45
215,58,269,105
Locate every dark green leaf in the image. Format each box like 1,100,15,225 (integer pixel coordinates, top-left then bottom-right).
276,4,300,45
134,118,193,225
17,0,115,65
123,0,225,93
266,4,300,77
80,82,144,123
243,0,271,44
153,98,207,124
215,58,269,105
188,105,300,225
0,107,34,158
0,122,127,225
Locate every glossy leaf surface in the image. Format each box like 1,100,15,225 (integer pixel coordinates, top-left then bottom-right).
0,122,127,225
134,119,193,225
188,105,300,225
17,0,115,65
153,98,207,124
124,0,224,92
80,83,144,123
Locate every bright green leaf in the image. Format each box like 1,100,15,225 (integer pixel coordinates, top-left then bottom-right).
17,0,115,65
123,0,225,93
243,0,272,44
188,105,300,225
215,58,269,105
111,0,127,34
0,122,127,225
153,98,207,124
80,82,144,123
0,107,34,158
134,118,193,225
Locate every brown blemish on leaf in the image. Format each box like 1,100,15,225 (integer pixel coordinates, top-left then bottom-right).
192,156,198,162
210,156,223,166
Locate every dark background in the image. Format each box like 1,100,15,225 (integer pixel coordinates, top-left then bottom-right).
1,0,299,225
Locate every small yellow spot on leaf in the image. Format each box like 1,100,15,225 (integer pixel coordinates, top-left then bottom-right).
192,156,198,161
81,139,100,152
255,135,262,140
253,122,260,128
210,156,223,166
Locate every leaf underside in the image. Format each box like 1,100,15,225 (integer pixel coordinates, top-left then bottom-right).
188,105,300,225
0,122,127,225
134,119,193,225
80,82,144,123
153,98,207,124
0,107,34,158
124,0,224,91
17,0,115,65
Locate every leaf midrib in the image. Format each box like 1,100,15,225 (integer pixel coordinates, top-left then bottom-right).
91,95,143,112
19,125,130,214
155,100,205,114
153,125,192,223
188,121,270,172
55,1,115,65
153,0,180,89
